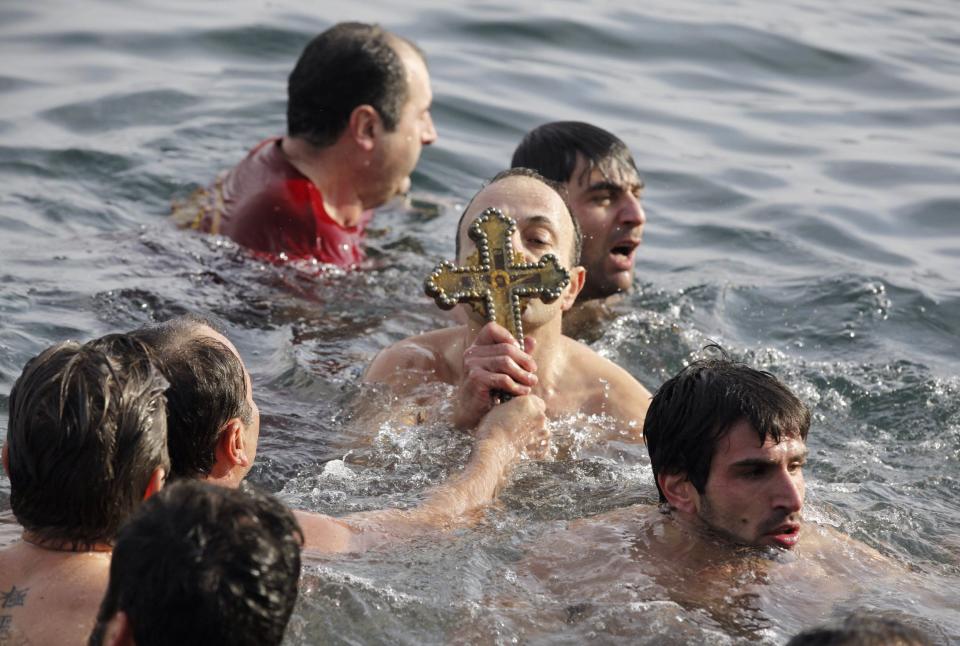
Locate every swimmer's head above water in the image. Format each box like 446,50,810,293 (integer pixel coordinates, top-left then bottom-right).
3,334,169,549
512,122,646,302
286,22,438,209
452,168,586,333
132,314,259,489
89,481,303,646
644,351,811,550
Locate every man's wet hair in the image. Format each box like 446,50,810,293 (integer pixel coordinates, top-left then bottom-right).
511,121,640,188
5,334,169,548
89,480,304,646
644,349,811,503
786,612,932,646
131,314,251,480
454,167,583,266
287,22,423,148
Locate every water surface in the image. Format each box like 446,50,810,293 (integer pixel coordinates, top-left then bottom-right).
1,0,959,643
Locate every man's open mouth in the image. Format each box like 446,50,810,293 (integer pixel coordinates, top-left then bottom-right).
766,523,801,549
609,239,640,269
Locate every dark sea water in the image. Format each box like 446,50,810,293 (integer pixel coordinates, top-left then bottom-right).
1,0,959,643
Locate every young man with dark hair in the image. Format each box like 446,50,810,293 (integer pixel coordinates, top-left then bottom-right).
134,314,549,553
0,335,169,645
89,481,303,646
511,122,645,334
505,356,950,639
646,357,810,549
365,168,651,437
173,22,437,267
787,613,933,646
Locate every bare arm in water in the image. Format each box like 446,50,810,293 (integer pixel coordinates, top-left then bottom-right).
294,395,548,553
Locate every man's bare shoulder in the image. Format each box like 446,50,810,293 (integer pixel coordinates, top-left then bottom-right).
0,543,110,645
560,336,644,388
364,326,465,388
559,336,652,431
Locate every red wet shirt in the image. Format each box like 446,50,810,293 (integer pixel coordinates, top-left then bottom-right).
174,137,371,267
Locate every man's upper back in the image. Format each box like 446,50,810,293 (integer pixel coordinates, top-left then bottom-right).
0,543,110,645
173,138,371,266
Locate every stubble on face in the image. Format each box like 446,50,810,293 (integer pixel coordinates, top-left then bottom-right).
691,421,807,551
565,156,645,301
370,39,435,206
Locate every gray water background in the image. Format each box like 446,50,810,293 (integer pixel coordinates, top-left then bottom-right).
1,0,959,643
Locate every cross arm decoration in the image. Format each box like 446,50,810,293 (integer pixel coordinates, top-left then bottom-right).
424,207,571,348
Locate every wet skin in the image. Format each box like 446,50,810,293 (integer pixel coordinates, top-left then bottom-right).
691,420,807,550
565,155,646,301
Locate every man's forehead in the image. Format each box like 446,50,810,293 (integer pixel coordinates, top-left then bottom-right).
461,179,566,230
715,419,807,461
572,155,641,190
393,39,431,97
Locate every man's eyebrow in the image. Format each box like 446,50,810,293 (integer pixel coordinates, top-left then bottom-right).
729,448,809,469
585,181,623,194
524,215,558,230
585,179,645,193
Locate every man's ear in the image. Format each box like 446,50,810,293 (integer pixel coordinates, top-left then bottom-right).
560,266,586,311
102,610,135,646
215,419,250,469
347,104,381,152
659,472,700,515
143,466,165,501
2,443,9,478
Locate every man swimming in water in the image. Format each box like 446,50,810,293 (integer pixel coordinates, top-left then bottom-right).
0,335,169,645
502,356,951,639
173,22,437,267
364,168,651,439
132,314,546,553
511,122,646,336
89,482,303,646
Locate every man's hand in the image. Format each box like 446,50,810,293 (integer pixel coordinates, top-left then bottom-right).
454,322,538,429
476,394,549,459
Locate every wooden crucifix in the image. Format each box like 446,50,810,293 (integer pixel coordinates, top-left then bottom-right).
424,207,571,348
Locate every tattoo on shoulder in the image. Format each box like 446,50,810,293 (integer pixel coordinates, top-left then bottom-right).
0,586,28,609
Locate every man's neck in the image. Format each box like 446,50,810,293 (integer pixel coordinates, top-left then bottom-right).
280,136,366,228
21,530,112,553
203,469,244,490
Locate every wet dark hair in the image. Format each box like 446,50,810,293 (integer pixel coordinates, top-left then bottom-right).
89,480,303,646
511,121,640,187
287,22,422,148
131,314,251,480
454,167,583,266
6,334,169,547
644,351,811,503
786,612,932,646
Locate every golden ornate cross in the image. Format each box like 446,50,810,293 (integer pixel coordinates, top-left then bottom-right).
424,208,571,347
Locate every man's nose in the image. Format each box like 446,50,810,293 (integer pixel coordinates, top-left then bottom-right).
772,470,804,513
422,112,438,146
618,193,646,226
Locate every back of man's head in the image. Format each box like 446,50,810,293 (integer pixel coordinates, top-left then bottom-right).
287,22,421,148
786,613,932,646
5,334,169,547
511,121,638,186
644,351,811,503
89,480,304,646
131,315,250,480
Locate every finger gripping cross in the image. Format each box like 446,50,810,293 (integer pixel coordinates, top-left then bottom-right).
424,207,571,347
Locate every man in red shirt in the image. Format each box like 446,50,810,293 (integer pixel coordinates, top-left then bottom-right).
174,22,438,267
